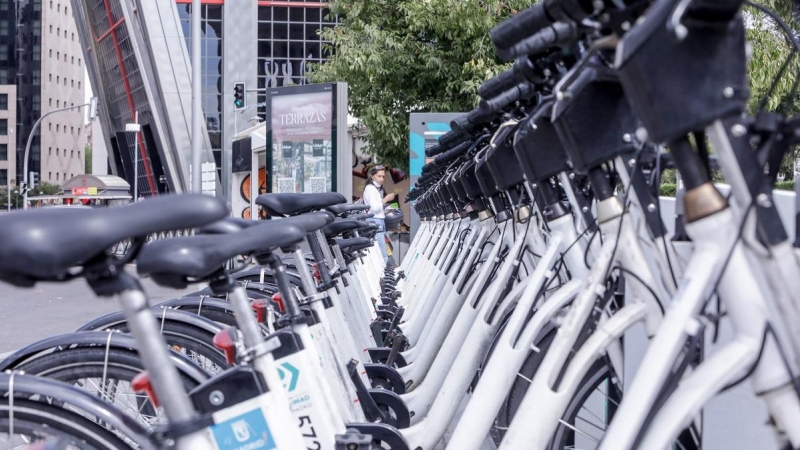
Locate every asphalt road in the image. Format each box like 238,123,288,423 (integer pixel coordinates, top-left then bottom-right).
0,273,200,353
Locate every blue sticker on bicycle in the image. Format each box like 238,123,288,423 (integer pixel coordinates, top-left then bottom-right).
210,408,277,450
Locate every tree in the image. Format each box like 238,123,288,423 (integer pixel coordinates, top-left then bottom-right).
0,187,24,210
84,142,92,175
746,1,800,178
309,0,531,170
31,181,61,196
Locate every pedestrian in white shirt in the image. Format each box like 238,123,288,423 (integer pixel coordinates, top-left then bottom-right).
363,165,396,263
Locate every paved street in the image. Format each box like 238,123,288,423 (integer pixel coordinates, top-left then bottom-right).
0,272,199,353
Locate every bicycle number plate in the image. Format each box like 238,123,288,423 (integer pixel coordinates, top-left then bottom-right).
208,396,277,450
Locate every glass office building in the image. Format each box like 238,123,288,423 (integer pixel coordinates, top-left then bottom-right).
176,0,339,187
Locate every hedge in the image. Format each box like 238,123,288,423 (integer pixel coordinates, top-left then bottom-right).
659,181,794,197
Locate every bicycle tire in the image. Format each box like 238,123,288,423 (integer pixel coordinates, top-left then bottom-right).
94,320,229,373
0,397,137,449
13,347,202,427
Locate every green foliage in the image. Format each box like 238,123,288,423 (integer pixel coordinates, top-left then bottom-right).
775,180,795,191
31,181,61,196
660,183,677,198
85,143,92,175
308,0,532,169
746,1,800,178
0,187,24,210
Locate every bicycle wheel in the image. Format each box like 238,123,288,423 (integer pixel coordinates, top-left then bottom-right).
547,357,623,449
494,329,556,443
14,347,201,429
0,398,137,449
97,320,229,374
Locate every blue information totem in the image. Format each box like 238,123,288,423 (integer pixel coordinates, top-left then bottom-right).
408,113,464,240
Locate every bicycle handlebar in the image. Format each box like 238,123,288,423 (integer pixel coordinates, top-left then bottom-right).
491,3,552,51
491,0,593,52
434,141,472,166
498,21,579,61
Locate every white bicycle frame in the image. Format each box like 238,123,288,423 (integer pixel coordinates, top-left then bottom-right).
497,193,675,450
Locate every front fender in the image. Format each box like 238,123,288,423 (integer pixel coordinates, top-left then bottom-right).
0,331,209,384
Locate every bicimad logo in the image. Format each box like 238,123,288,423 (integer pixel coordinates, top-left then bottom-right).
231,420,251,442
277,362,300,392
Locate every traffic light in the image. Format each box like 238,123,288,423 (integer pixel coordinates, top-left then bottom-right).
233,82,245,109
30,171,39,189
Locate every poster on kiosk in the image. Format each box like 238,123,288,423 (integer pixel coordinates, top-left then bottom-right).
231,83,350,220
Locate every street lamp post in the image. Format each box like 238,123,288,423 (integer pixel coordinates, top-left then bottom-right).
22,98,97,210
125,111,141,201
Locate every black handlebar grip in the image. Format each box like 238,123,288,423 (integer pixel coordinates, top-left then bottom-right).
434,141,472,166
450,115,471,134
499,21,578,61
479,68,519,100
491,3,552,51
467,106,494,127
439,129,469,148
425,143,443,158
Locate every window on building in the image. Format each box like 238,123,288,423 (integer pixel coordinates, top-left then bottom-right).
33,45,41,61
0,169,7,186
48,98,52,107
0,119,7,135
0,44,7,62
70,127,74,135
48,49,52,58
56,76,59,83
71,80,74,87
64,53,67,61
0,144,7,161
0,69,8,84
64,30,67,38
48,123,51,130
71,56,74,64
50,1,52,9
0,20,9,37
56,173,59,181
56,124,59,132
72,33,74,41
78,81,81,88
57,4,59,11
78,58,81,67
33,21,40,37
70,150,73,157
33,70,40,85
56,100,60,108
0,93,6,110
33,1,40,11
48,172,51,180
56,148,59,156
49,24,52,33
56,52,60,60
65,6,68,15
78,150,81,158
49,74,52,82
0,1,8,11
56,28,60,36
48,147,52,156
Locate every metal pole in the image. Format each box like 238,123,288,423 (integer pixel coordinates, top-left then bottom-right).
7,188,10,212
134,110,139,201
191,0,202,193
22,102,92,210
